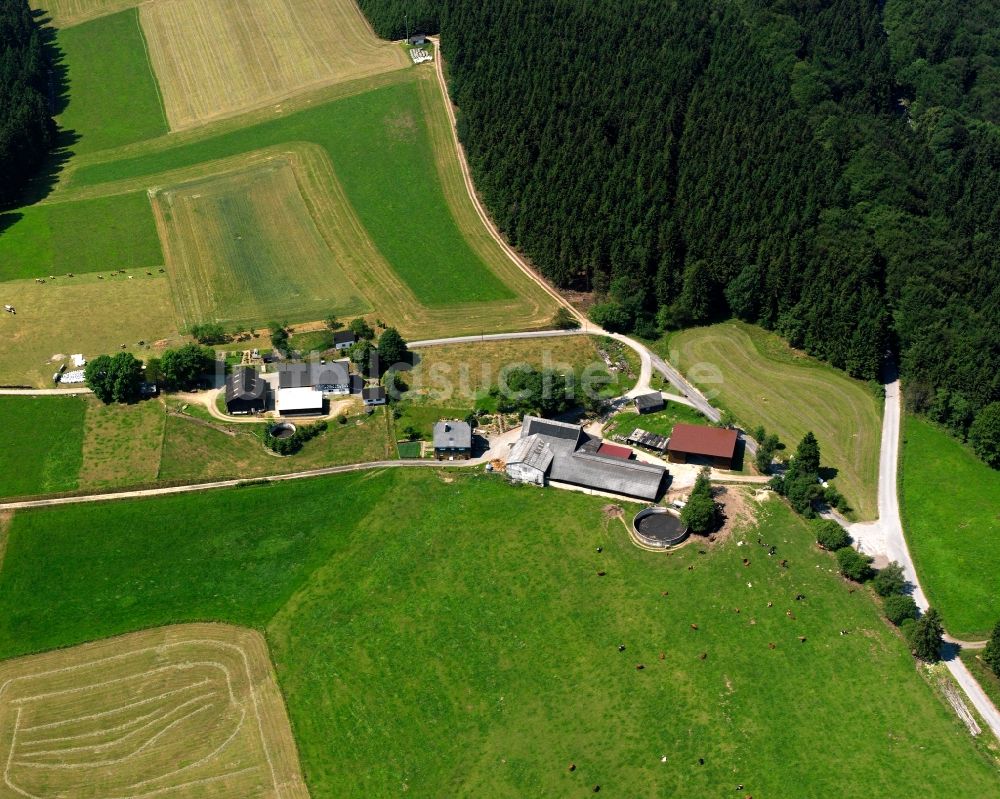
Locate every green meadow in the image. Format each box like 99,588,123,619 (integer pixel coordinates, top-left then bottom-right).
0,192,162,280
901,416,1000,639
0,470,995,796
69,77,513,306
0,396,86,496
55,9,168,154
603,401,706,440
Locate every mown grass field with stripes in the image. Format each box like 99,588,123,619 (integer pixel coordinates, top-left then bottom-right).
0,624,308,799
666,322,882,519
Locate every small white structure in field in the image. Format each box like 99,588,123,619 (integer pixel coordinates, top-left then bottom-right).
71,354,86,367
409,48,433,65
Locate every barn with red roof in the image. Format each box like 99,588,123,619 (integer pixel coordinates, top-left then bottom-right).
667,423,738,470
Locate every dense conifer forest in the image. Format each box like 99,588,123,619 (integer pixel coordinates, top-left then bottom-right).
360,0,999,454
0,0,55,208
357,0,439,41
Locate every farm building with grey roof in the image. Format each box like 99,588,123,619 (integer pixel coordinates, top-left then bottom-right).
506,415,666,501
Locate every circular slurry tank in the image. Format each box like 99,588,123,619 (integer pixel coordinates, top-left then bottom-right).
633,507,689,548
269,422,297,440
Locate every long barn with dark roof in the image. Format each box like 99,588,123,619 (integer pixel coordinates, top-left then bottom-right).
506,416,666,501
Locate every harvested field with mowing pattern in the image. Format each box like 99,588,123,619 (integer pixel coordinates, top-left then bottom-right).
0,624,308,798
65,74,560,338
152,153,371,329
140,0,408,130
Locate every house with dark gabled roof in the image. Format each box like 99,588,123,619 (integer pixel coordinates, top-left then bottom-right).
433,420,472,460
332,331,356,350
362,386,386,406
634,392,665,414
225,366,267,415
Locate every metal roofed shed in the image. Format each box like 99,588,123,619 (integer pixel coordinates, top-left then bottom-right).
505,434,554,485
634,392,665,414
433,420,472,460
276,361,352,394
362,386,387,406
626,428,668,453
667,423,739,469
548,451,664,501
276,387,324,416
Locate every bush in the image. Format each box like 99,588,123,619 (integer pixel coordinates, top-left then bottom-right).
160,343,215,391
983,620,1000,676
884,594,919,626
588,301,632,332
681,469,719,534
337,413,348,425
873,561,906,597
189,322,227,345
969,402,1000,467
265,421,328,455
551,306,581,330
815,519,850,551
84,352,143,404
269,322,290,355
835,547,874,582
908,607,944,663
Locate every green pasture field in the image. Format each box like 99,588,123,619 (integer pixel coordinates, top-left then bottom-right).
157,407,394,482
396,440,422,458
0,396,86,497
392,404,471,441
0,396,393,498
900,416,1000,639
666,322,881,519
0,473,995,795
55,9,167,155
78,396,166,490
69,76,513,307
288,329,335,355
0,273,179,387
0,192,162,281
603,401,706,440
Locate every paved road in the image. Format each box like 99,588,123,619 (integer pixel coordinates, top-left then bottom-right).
0,387,90,395
836,375,1000,738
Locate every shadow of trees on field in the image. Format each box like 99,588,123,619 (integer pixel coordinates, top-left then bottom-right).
9,11,80,209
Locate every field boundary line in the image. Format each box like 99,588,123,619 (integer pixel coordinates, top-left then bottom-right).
133,7,169,132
